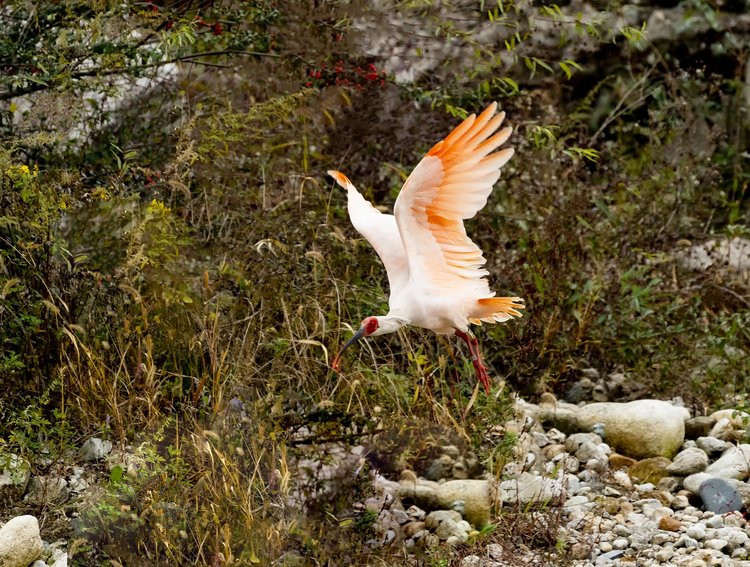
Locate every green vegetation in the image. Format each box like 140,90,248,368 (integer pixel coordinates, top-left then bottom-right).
0,0,748,564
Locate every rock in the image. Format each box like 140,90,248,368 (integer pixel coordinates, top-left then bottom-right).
609,453,637,470
604,372,649,402
565,378,594,404
710,408,750,426
667,447,709,475
677,237,750,273
539,392,557,406
435,479,491,528
612,537,629,550
569,542,591,559
24,476,69,505
715,526,750,551
589,422,605,438
686,523,707,541
459,556,481,567
547,428,566,444
392,509,409,525
697,477,743,514
0,515,43,567
732,480,750,507
596,549,625,567
441,445,461,459
80,437,113,462
403,521,425,537
575,441,610,464
397,482,440,511
106,449,145,477
452,461,468,479
0,453,31,504
577,400,688,459
424,509,462,529
435,518,466,541
532,432,550,448
50,551,67,567
399,469,418,485
685,415,716,439
464,452,480,475
672,494,690,509
706,514,724,529
498,473,563,506
628,457,672,484
659,516,682,531
592,382,608,402
487,542,503,560
613,470,633,487
696,437,730,455
654,548,675,562
543,444,566,460
704,538,728,551
421,533,439,549
564,433,602,454
424,454,454,481
657,477,680,492
684,473,713,494
708,418,740,442
538,407,582,435
675,534,700,550
704,445,750,479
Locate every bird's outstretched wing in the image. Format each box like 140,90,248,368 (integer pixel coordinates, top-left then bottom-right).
328,170,410,295
393,103,513,301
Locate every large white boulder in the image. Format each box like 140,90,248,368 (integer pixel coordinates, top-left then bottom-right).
0,515,43,567
577,400,689,459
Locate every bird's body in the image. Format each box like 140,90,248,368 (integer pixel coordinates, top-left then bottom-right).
329,102,524,392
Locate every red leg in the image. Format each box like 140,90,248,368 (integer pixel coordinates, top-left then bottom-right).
455,329,491,394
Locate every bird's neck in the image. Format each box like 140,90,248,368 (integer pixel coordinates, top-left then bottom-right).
374,314,407,336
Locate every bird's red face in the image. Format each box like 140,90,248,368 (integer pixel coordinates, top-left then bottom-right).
331,316,379,371
361,316,379,336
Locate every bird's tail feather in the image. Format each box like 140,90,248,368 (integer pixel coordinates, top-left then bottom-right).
469,296,524,325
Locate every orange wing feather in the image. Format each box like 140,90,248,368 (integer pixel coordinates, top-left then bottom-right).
394,103,523,324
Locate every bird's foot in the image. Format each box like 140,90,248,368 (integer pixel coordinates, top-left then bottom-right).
474,360,491,394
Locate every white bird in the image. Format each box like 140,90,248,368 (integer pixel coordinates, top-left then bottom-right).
328,102,524,393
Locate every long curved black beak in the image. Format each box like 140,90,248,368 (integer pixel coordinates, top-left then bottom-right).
332,326,367,371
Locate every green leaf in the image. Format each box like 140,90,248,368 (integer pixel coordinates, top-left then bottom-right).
110,465,124,484
559,61,571,79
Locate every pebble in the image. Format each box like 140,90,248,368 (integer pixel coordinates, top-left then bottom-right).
696,437,731,455
667,447,709,475
686,523,707,541
80,437,113,462
612,537,629,550
658,516,682,531
703,538,728,551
